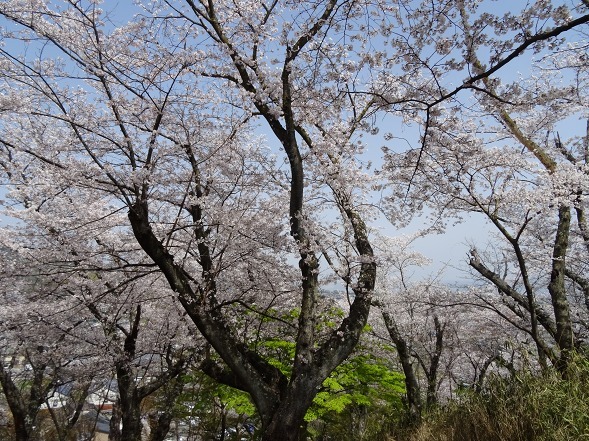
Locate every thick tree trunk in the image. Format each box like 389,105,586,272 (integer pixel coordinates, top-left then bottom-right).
117,392,143,441
148,412,175,441
113,306,144,441
108,403,122,441
109,387,152,441
262,424,302,441
10,411,32,441
262,409,308,441
0,372,31,441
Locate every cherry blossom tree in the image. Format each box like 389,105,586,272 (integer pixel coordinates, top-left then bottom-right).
374,235,528,422
0,2,375,438
0,241,197,441
1,1,588,439
381,1,589,374
80,282,195,441
0,251,97,441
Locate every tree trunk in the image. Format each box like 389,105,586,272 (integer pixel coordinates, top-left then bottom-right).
0,361,52,441
148,412,175,441
108,403,122,441
112,372,143,439
262,408,308,441
147,376,185,441
118,394,143,441
0,372,31,441
260,373,319,441
10,412,32,441
426,316,444,408
129,189,375,441
381,310,422,422
549,205,574,374
115,306,144,441
475,354,499,393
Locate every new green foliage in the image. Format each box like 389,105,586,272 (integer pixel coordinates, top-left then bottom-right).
306,354,405,422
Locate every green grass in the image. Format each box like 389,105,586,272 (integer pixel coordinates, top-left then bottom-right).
391,355,589,441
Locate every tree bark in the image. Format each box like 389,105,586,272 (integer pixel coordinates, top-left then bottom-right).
108,305,190,441
474,354,499,393
109,402,122,441
0,370,32,441
425,316,444,408
0,359,55,441
147,376,185,441
549,205,574,374
381,310,422,422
